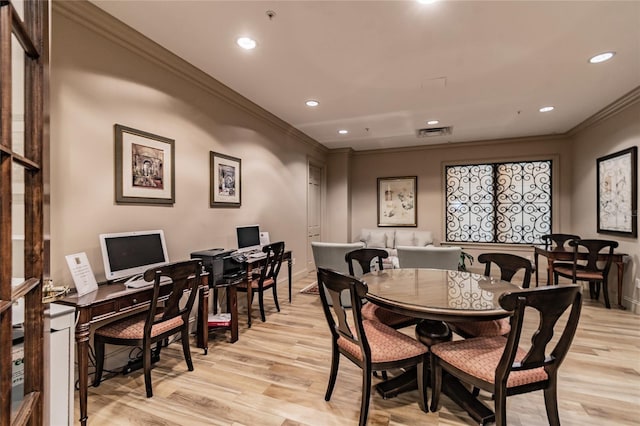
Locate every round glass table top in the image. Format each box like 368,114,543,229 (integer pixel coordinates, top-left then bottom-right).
363,268,522,321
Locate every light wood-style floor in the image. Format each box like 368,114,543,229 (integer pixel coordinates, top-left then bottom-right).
77,273,640,425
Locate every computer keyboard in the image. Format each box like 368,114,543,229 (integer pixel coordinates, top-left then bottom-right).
124,275,172,289
248,252,267,260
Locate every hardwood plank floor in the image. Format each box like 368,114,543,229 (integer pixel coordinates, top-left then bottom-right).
77,273,640,425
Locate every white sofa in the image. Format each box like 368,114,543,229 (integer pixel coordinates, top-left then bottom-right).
356,228,434,269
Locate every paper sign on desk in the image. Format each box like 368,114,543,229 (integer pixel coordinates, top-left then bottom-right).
65,252,99,296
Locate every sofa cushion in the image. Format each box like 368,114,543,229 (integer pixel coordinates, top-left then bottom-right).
414,231,433,246
394,230,415,247
359,228,394,249
367,230,387,248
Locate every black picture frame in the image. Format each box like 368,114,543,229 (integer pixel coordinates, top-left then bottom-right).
377,176,417,227
210,151,241,208
597,146,637,238
115,124,175,205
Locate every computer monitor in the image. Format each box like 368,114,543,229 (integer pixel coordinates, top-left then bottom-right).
236,225,261,253
99,230,169,281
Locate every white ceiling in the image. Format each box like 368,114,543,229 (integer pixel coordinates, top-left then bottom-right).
90,0,640,151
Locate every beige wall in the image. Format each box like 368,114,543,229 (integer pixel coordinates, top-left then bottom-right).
326,149,353,242
50,3,326,286
349,136,573,259
569,101,640,311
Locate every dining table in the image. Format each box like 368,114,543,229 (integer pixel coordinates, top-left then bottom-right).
363,268,522,425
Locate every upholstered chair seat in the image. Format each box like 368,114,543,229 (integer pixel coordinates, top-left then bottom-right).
360,303,417,328
450,317,511,338
94,312,182,340
431,336,548,387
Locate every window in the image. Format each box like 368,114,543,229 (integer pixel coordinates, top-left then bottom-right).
446,160,552,244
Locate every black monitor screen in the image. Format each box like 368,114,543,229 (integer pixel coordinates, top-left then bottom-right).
105,234,167,272
237,225,260,249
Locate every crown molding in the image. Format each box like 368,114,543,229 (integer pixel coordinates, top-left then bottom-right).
53,0,327,154
353,133,568,156
567,85,640,136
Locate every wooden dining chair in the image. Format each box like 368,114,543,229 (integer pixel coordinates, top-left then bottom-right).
449,253,533,339
346,248,418,329
316,267,429,426
430,284,583,426
552,238,618,308
541,233,581,250
237,241,285,327
93,259,202,397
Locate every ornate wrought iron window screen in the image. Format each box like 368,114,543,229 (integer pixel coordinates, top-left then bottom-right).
446,160,552,244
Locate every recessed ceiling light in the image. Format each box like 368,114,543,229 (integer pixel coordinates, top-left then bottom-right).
236,37,257,50
305,100,319,107
338,129,348,135
539,106,555,113
427,120,439,125
589,51,615,64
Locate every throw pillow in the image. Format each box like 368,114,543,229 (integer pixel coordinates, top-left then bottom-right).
367,231,387,248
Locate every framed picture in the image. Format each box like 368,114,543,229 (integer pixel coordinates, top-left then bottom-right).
377,176,417,227
115,124,175,205
597,146,637,237
210,152,241,207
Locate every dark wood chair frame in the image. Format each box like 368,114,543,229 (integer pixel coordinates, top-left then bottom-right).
317,267,428,426
541,234,581,250
93,259,202,397
553,239,618,308
237,241,285,326
345,248,388,276
478,253,533,288
431,284,583,426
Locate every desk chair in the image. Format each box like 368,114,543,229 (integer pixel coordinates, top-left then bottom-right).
553,239,618,308
317,267,429,426
93,259,202,397
346,248,418,329
430,284,582,426
237,241,285,327
449,253,533,338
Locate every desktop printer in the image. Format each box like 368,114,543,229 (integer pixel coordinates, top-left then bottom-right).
190,248,246,286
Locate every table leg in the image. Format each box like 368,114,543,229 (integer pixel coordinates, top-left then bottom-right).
546,256,554,285
534,251,539,287
196,286,209,354
227,285,239,342
74,315,90,426
616,260,626,310
374,368,494,424
247,282,253,328
288,257,293,303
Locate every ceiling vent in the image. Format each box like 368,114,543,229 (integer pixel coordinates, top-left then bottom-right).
416,126,452,138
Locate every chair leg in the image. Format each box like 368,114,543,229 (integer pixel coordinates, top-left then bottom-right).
359,365,372,426
143,339,153,398
93,337,105,387
272,284,280,312
601,280,611,309
325,345,340,401
588,282,596,299
543,380,561,426
181,327,194,371
494,388,507,426
259,290,266,322
416,359,428,413
429,355,442,412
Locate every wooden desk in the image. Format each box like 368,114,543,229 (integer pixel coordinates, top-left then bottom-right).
57,276,209,426
533,246,627,309
364,268,520,425
243,250,292,327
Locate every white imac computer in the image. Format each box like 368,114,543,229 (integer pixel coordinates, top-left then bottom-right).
236,225,261,253
99,229,169,282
